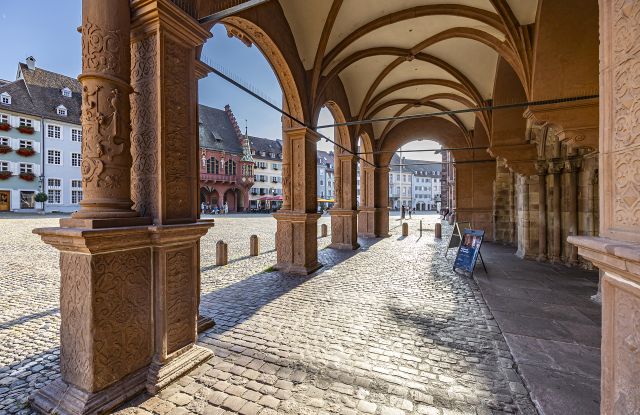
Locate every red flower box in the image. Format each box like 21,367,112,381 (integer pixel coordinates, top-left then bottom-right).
19,172,36,181
0,123,10,131
0,145,12,154
16,147,35,157
0,171,12,180
17,125,34,134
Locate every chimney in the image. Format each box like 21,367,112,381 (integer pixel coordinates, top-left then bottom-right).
26,56,36,70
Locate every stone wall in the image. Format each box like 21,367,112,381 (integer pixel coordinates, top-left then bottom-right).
493,158,516,244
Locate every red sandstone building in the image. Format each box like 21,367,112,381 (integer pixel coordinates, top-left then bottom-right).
198,104,254,212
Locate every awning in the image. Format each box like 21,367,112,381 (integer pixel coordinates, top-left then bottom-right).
317,198,335,203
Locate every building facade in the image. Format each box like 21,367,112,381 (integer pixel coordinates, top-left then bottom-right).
0,57,82,212
317,150,334,206
199,104,254,213
249,135,283,210
407,161,442,211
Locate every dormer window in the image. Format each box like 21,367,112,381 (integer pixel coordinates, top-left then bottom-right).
0,93,10,105
57,105,67,116
61,88,72,98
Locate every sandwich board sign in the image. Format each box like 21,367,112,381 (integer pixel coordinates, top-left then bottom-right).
453,228,486,276
445,221,471,257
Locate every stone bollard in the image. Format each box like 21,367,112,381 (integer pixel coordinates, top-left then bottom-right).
216,240,228,266
402,222,409,237
250,235,259,256
321,223,328,237
435,222,442,239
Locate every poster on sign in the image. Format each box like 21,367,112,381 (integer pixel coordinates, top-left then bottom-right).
445,221,471,257
453,229,485,275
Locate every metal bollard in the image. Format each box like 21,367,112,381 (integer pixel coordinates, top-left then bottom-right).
216,240,228,266
435,222,442,239
420,219,423,236
321,223,328,237
250,235,259,256
402,222,409,237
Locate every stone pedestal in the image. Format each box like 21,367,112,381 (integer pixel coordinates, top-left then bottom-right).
274,211,322,274
373,167,391,237
358,166,376,237
329,209,359,249
358,207,376,237
274,127,321,274
30,226,154,415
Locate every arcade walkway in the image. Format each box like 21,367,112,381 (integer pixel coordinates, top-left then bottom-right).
0,214,600,415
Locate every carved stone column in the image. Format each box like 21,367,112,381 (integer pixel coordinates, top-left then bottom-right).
372,167,391,237
330,153,359,249
30,2,155,414
358,165,376,236
565,156,581,265
129,0,213,393
569,3,640,412
535,161,548,261
550,160,564,262
273,127,321,274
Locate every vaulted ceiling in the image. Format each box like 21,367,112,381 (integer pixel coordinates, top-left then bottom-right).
277,0,538,141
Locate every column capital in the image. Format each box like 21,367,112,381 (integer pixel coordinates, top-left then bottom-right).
548,159,565,175
564,157,582,173
130,0,211,46
283,126,320,143
535,160,548,176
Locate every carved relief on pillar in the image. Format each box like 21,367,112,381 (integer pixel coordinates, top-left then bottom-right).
60,249,152,392
131,34,159,218
164,36,194,221
165,246,196,353
75,17,137,219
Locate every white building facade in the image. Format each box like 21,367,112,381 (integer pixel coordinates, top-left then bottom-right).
249,136,283,210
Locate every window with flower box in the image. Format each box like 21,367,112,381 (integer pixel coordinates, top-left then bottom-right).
20,118,32,127
0,161,9,171
0,137,9,146
71,128,82,142
0,114,8,124
48,150,61,165
47,124,61,139
71,152,81,167
20,163,33,173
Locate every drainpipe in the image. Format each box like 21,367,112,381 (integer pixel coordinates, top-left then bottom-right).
40,116,45,213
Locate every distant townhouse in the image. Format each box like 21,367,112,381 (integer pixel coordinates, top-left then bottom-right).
199,104,254,213
0,57,82,212
317,150,335,208
404,158,442,211
249,136,283,210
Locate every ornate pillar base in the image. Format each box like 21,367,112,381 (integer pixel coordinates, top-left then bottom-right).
31,368,148,415
374,207,391,237
146,223,214,393
30,225,155,415
358,207,376,237
569,236,640,414
273,211,322,275
329,209,359,250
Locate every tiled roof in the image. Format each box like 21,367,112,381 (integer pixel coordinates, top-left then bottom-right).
0,63,82,124
400,157,442,176
317,150,334,169
199,104,243,154
248,136,282,160
18,63,82,93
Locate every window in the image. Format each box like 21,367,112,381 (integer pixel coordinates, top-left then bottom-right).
48,178,61,187
19,118,32,127
272,163,279,170
0,114,7,124
1,93,10,105
0,137,8,146
72,189,83,204
20,163,33,173
48,150,61,165
71,129,82,142
19,140,32,148
71,152,82,167
47,124,61,139
224,160,236,176
206,157,219,174
62,88,72,98
56,106,67,116
72,179,82,188
47,178,62,204
0,161,8,171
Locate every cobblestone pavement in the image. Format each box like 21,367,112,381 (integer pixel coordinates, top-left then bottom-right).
0,213,537,415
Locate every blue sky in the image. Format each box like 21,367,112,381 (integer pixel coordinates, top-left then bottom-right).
0,1,438,160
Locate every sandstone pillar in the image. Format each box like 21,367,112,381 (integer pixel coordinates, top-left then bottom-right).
569,2,640,413
30,2,155,414
550,160,563,262
565,157,581,265
535,161,548,261
358,165,376,236
372,166,390,237
330,153,359,249
273,127,321,274
129,0,213,393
